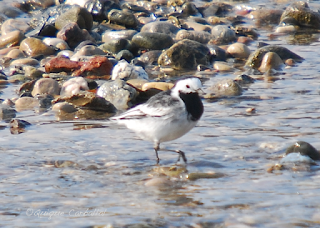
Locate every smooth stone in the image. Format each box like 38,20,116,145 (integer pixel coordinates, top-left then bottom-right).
213,61,233,72
0,30,24,49
285,141,320,161
187,172,225,181
211,25,237,45
158,39,210,70
0,5,26,18
115,50,134,62
57,22,95,49
57,50,74,58
208,78,243,97
5,49,25,59
10,58,39,66
138,50,162,65
0,46,19,55
52,102,77,113
102,30,137,43
245,45,304,69
19,37,55,57
72,56,113,77
141,82,174,91
227,42,251,59
24,66,43,79
43,38,70,50
60,77,89,97
45,56,80,73
53,92,117,112
15,97,39,111
131,32,174,50
55,5,93,30
31,78,60,97
108,9,139,28
183,20,212,32
9,119,31,134
97,79,137,110
275,25,297,33
141,21,180,35
99,38,130,54
1,18,31,35
145,177,172,187
72,45,105,57
0,104,16,120
175,30,212,44
111,59,148,80
258,52,284,72
126,78,149,90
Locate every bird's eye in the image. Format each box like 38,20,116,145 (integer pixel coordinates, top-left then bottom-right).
186,85,190,88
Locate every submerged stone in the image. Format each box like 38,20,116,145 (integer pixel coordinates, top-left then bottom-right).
285,141,320,161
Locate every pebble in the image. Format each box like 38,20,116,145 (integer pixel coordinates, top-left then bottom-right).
285,141,320,160
72,56,113,78
207,78,243,97
227,42,251,59
140,21,180,35
10,58,39,66
141,82,174,92
45,56,80,73
19,37,55,57
0,104,16,120
213,61,233,72
52,102,78,113
0,30,24,49
72,45,105,57
31,78,60,97
15,97,40,111
258,52,284,73
5,49,25,59
111,59,148,80
43,38,70,50
60,77,89,97
132,32,174,50
1,18,31,35
97,79,137,110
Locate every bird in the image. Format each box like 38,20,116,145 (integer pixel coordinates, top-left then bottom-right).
110,77,204,163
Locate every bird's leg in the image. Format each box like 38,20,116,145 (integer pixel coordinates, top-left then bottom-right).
154,142,160,164
159,148,188,164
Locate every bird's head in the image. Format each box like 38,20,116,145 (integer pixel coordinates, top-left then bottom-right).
171,77,203,97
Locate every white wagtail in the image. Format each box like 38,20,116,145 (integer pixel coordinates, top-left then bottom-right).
110,77,204,163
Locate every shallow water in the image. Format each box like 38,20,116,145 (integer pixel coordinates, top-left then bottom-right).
2,0,320,227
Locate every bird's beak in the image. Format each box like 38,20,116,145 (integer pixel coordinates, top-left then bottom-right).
197,88,205,95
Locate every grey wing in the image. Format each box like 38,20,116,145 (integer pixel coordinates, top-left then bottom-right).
111,92,184,120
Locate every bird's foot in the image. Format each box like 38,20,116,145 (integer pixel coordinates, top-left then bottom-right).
175,150,187,164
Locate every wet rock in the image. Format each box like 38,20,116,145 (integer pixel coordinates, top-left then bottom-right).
280,153,315,165
52,101,77,113
15,97,39,111
45,56,80,73
141,21,180,35
145,177,172,187
0,104,16,120
175,30,212,44
187,172,225,181
245,45,304,69
10,58,40,67
60,77,89,97
111,59,148,80
57,22,95,49
97,79,137,110
99,38,131,54
102,30,137,43
108,9,139,28
115,50,134,62
141,82,174,92
248,9,283,27
0,30,24,49
138,50,162,65
9,119,31,134
53,92,117,112
158,39,210,70
183,20,211,32
227,42,251,59
207,44,227,61
31,78,60,97
258,52,284,73
126,78,149,90
285,141,320,161
24,66,43,79
201,2,233,17
55,5,93,30
37,94,54,109
19,37,55,57
132,32,174,50
279,1,320,29
210,25,237,45
206,79,243,97
213,61,233,72
5,49,25,59
72,45,105,57
72,56,113,78
43,38,70,50
234,74,255,85
1,18,32,35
